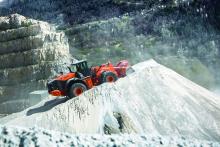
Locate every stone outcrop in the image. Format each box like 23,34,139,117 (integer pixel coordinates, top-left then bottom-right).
0,14,70,113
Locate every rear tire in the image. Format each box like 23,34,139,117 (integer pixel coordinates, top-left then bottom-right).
68,83,87,98
101,71,118,84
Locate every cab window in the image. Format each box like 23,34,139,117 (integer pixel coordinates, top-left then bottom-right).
69,65,77,72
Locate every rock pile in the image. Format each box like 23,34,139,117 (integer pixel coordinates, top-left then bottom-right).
1,60,220,142
1,125,219,147
0,14,70,114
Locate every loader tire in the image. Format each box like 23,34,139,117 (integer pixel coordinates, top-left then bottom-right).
101,71,118,84
68,83,87,98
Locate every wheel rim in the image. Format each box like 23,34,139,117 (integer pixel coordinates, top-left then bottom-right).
106,76,114,82
74,87,83,96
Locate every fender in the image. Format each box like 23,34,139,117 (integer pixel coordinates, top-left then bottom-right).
65,78,87,93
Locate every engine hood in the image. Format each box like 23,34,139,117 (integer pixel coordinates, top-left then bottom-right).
55,73,75,81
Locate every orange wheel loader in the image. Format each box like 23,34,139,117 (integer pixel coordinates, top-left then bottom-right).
47,60,129,98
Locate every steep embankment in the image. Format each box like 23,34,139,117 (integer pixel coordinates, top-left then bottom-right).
0,14,70,113
1,60,220,142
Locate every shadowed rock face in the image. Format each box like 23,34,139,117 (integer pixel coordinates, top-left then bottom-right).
0,14,70,114
1,0,219,29
1,60,220,141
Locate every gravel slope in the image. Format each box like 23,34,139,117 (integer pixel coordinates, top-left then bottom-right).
0,125,219,147
1,60,220,142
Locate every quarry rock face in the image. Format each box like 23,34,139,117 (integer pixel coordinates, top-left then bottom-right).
0,14,70,114
1,60,220,142
65,16,133,50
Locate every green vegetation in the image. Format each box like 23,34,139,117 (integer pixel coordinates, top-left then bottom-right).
21,21,33,27
155,56,215,88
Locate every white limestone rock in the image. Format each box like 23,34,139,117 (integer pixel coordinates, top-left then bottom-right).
0,14,71,113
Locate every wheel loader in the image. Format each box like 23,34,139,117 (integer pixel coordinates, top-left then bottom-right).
47,60,129,98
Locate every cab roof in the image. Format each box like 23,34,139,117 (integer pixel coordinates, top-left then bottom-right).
71,60,87,65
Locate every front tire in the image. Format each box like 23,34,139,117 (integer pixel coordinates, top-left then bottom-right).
101,71,118,84
68,83,87,98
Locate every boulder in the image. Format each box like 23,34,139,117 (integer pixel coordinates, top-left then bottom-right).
28,90,49,106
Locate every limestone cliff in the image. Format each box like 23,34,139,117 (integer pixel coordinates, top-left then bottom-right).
0,14,70,113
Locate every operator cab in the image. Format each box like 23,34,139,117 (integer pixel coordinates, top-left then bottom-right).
68,60,91,77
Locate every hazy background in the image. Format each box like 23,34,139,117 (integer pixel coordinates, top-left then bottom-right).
0,0,220,90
